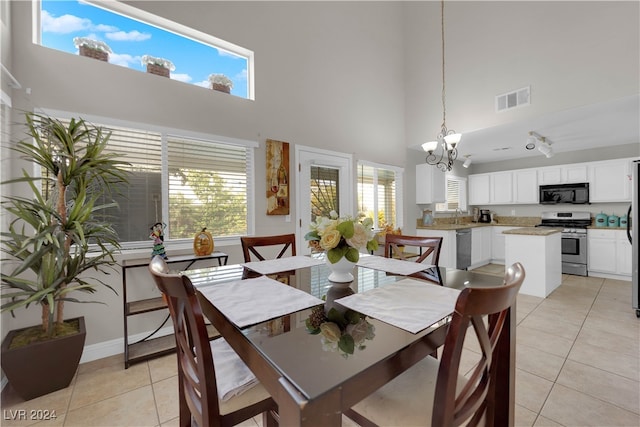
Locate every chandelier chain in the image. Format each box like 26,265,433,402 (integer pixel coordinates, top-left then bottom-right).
423,0,460,172
441,0,446,130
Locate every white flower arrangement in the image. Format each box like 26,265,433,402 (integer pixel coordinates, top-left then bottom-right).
72,37,112,53
305,211,379,264
141,55,175,71
208,74,233,89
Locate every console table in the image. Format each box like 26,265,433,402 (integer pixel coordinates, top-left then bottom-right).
121,252,228,368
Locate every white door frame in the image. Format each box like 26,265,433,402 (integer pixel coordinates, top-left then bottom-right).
295,145,354,255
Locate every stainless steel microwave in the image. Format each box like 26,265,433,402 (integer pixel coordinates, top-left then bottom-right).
539,183,589,204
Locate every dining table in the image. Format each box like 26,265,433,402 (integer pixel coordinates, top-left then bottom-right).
184,254,515,426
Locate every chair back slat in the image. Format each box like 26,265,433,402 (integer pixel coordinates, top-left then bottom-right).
433,262,525,426
241,233,296,262
149,258,221,426
149,256,277,427
384,234,443,266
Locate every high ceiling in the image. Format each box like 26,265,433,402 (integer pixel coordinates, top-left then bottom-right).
411,94,640,165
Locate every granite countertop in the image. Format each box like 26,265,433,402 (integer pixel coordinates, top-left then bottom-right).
417,223,491,230
502,227,562,236
416,216,628,232
417,215,540,231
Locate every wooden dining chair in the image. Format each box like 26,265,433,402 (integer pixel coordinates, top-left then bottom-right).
241,233,296,262
148,256,278,427
384,234,443,266
346,262,525,427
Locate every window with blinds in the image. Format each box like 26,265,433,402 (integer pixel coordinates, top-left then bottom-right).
168,136,248,239
357,163,400,230
436,175,467,212
43,117,253,245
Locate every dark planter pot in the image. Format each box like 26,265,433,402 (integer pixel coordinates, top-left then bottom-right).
1,317,86,401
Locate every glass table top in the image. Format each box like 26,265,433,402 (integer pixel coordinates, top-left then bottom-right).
185,260,504,400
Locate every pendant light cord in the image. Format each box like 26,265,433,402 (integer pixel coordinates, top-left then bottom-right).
441,0,447,131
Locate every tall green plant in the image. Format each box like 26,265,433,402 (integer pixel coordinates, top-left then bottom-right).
1,113,130,338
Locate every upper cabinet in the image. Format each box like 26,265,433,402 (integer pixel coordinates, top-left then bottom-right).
468,172,513,205
589,159,632,202
469,170,533,205
538,165,588,185
468,173,490,205
490,171,513,204
468,157,635,205
513,169,538,204
415,163,446,204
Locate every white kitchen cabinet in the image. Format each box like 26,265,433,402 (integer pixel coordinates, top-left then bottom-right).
513,169,538,204
588,229,632,277
538,165,588,185
491,226,519,263
617,237,633,275
471,226,492,268
469,172,512,205
490,172,513,204
588,159,632,202
416,229,456,268
416,163,446,204
468,173,490,205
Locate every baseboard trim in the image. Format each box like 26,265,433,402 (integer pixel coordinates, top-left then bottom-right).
79,326,174,364
1,327,174,393
587,271,632,281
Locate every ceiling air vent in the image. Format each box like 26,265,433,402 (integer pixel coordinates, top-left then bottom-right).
495,86,530,112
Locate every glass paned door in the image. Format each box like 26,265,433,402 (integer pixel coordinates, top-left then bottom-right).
296,147,353,255
311,166,340,222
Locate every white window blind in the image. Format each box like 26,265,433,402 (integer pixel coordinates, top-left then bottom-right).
436,175,467,212
167,136,249,239
43,114,253,245
357,163,400,230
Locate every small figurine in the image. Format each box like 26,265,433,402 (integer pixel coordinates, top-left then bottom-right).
150,222,168,259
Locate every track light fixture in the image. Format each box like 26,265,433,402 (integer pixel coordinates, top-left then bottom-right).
527,131,554,158
538,140,554,158
462,155,472,168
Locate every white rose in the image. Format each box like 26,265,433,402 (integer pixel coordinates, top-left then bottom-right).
346,223,369,249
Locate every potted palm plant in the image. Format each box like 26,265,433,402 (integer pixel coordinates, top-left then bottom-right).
0,113,129,400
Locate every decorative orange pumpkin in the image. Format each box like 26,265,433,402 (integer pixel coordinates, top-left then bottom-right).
193,227,214,256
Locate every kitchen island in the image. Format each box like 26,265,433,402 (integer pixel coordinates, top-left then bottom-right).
503,227,562,298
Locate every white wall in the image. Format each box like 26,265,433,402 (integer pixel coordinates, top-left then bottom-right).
6,1,408,351
404,1,640,147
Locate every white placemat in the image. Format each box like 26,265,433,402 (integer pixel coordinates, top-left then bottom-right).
356,254,434,276
241,255,325,275
198,275,323,328
336,278,461,333
210,338,258,401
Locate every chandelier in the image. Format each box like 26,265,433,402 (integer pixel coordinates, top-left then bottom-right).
422,0,461,172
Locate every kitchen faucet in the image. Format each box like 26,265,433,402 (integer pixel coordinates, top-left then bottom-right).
454,208,462,225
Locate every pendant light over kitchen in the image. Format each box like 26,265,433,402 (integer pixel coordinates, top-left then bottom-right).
422,0,461,172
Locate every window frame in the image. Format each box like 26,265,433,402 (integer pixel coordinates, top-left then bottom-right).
33,0,255,100
436,174,467,213
39,108,257,250
357,160,404,231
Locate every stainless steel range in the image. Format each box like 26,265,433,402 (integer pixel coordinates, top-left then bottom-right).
537,211,591,276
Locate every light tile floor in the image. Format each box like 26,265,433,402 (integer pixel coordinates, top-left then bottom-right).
2,265,639,426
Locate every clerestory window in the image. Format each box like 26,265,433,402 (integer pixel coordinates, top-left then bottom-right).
36,0,254,99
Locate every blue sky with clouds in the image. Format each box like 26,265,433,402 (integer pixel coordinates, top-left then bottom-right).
41,0,249,98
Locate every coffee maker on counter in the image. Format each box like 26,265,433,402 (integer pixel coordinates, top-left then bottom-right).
478,209,491,223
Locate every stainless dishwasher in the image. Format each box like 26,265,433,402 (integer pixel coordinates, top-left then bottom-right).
456,228,472,270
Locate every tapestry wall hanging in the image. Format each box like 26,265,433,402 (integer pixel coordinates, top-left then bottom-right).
266,139,290,215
